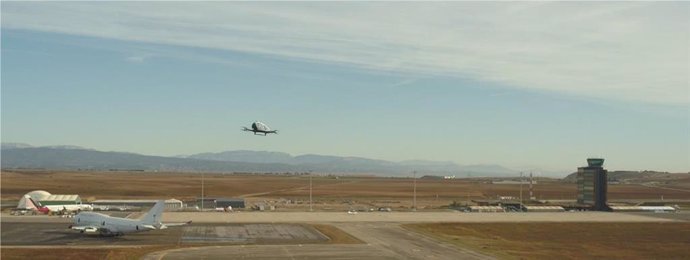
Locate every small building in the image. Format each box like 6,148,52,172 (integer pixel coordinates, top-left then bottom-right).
215,198,245,209
524,206,565,212
469,206,505,212
196,197,246,209
609,206,676,212
473,199,522,208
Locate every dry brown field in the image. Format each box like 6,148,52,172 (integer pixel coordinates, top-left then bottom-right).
0,246,178,260
2,170,689,211
404,222,690,260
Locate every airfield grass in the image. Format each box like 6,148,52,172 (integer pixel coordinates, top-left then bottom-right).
404,222,690,260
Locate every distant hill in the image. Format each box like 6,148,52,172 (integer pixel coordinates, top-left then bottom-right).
1,146,299,173
1,142,33,149
2,143,518,177
188,150,294,164
563,170,689,183
185,150,517,177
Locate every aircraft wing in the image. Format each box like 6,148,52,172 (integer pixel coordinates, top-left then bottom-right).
158,220,192,229
70,225,104,233
165,220,192,227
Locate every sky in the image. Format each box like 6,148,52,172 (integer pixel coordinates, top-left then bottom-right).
1,2,688,173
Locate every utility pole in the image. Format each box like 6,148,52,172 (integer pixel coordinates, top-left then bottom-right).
467,190,470,206
529,172,534,200
519,172,523,210
413,171,417,211
201,171,205,211
309,171,313,212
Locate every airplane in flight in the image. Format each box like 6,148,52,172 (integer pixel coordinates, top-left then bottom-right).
68,200,191,236
242,121,278,136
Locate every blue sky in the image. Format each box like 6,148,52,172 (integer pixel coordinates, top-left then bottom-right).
1,2,688,173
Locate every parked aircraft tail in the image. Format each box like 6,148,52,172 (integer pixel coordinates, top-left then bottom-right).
27,197,50,214
141,200,165,225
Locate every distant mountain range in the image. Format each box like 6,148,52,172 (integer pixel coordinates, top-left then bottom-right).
1,143,519,177
563,170,689,183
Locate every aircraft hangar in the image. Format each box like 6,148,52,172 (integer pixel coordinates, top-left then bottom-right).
90,199,184,210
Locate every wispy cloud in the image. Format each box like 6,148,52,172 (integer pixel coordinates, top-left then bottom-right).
2,2,688,104
125,55,147,63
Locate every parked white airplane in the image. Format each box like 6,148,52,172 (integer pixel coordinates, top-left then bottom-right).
69,200,191,236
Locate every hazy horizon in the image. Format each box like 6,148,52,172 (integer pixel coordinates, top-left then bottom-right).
2,2,688,173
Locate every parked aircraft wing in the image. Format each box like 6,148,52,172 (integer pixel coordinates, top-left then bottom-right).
69,225,102,233
159,220,192,229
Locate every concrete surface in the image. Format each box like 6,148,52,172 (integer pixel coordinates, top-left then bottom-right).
180,224,327,244
2,211,681,260
0,222,325,246
143,223,494,260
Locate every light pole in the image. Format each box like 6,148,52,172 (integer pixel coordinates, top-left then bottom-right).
519,172,523,210
309,171,313,212
201,171,205,211
413,171,417,211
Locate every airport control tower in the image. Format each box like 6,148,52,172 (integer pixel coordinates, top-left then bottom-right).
576,158,610,211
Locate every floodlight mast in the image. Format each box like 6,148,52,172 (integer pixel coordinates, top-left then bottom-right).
201,171,205,211
413,171,417,211
520,172,522,210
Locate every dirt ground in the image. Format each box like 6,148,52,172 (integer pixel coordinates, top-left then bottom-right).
2,170,689,212
0,246,180,260
404,222,690,260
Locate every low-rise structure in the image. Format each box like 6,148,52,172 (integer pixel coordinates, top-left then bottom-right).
609,206,676,212
524,206,565,212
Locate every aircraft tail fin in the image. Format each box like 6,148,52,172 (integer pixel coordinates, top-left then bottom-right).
27,197,50,213
27,196,42,209
25,195,39,209
141,200,165,225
